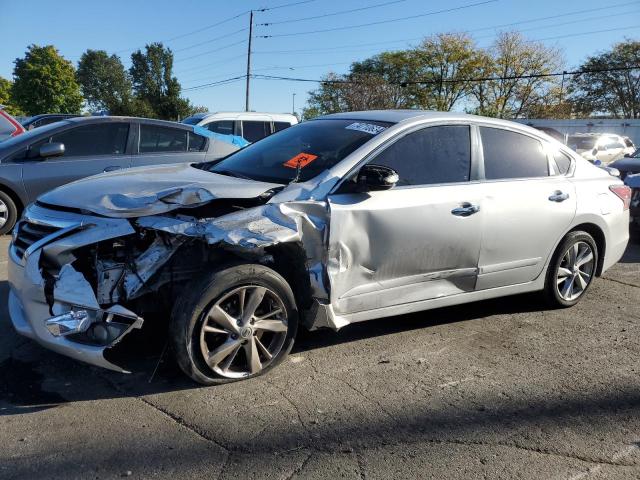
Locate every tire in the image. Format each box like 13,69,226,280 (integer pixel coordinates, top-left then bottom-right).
170,263,298,385
544,231,598,308
0,190,18,236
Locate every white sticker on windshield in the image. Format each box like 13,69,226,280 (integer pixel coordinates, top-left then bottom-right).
345,122,387,135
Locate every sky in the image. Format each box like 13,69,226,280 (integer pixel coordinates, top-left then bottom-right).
1,0,638,116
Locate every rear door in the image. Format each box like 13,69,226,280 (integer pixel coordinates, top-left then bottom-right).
475,126,576,290
132,123,208,167
22,122,132,200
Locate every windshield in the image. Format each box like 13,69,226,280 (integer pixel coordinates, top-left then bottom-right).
209,118,393,184
181,116,204,125
567,136,596,150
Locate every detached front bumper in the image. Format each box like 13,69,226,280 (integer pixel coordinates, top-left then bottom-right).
7,204,141,372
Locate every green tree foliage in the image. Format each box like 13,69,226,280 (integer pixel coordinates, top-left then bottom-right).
12,45,83,115
129,43,192,120
569,39,640,118
0,77,23,116
305,32,564,119
77,50,133,115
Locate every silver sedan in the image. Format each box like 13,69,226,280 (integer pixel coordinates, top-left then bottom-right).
7,111,631,384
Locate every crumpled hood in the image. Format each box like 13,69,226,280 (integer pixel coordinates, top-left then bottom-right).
38,163,283,218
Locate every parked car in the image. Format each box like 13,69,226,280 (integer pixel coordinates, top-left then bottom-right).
7,111,630,384
0,108,26,142
0,116,241,234
610,148,640,228
567,133,635,164
182,111,298,143
21,113,81,130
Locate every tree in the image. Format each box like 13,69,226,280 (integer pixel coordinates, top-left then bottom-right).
409,33,488,111
12,45,83,115
129,42,192,120
77,50,133,114
569,39,640,118
470,32,564,119
0,77,23,116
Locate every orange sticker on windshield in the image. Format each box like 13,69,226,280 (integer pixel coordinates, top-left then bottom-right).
283,152,318,169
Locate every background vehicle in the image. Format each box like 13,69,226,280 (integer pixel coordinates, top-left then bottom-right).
181,111,298,143
0,108,26,142
0,116,241,234
21,113,81,130
610,148,640,228
7,111,630,385
567,133,635,164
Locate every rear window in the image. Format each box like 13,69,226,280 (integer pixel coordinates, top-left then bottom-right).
568,136,596,150
274,121,292,133
241,121,271,142
188,132,207,152
481,127,549,180
0,114,17,141
140,125,187,153
207,120,235,136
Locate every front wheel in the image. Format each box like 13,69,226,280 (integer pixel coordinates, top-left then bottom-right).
0,191,18,235
170,264,298,385
544,231,598,308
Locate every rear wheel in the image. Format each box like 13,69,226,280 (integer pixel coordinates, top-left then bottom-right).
544,231,598,308
170,264,298,385
0,191,18,235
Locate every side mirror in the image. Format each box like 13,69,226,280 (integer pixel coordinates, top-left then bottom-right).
39,142,65,159
624,153,631,158
356,164,399,192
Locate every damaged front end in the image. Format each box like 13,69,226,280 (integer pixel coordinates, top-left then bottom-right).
7,190,332,372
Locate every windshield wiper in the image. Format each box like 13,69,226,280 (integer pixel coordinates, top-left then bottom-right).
213,169,253,180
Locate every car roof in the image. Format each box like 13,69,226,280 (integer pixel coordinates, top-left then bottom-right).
316,110,541,129
191,111,298,120
66,116,194,130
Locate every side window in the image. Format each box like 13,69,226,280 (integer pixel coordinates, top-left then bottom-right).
0,115,17,141
206,120,235,136
50,123,129,157
241,121,271,143
480,127,548,180
140,125,187,153
372,125,471,186
274,121,291,133
188,132,207,152
552,150,572,175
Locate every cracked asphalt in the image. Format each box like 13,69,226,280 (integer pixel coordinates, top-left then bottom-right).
1,234,639,479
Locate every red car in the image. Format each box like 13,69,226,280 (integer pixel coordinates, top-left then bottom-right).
0,108,26,141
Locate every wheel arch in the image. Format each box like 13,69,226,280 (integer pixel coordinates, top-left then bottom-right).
566,222,606,276
0,182,25,217
265,242,314,313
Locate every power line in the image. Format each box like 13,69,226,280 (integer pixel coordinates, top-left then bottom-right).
251,65,640,86
173,27,248,53
175,39,247,63
257,0,407,26
183,75,246,92
257,0,499,38
258,0,317,11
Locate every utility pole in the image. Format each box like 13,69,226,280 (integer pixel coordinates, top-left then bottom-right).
245,10,253,112
292,93,296,115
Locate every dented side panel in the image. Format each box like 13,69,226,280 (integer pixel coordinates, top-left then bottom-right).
326,184,485,316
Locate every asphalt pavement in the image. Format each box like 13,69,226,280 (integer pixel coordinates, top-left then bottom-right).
1,234,639,479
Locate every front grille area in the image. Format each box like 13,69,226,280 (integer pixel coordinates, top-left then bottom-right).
12,221,62,259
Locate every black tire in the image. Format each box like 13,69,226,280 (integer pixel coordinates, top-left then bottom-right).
544,230,598,308
0,190,18,236
170,263,298,385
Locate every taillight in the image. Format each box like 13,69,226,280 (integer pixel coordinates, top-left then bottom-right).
610,185,632,210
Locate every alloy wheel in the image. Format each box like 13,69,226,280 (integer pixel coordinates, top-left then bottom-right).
0,198,7,229
199,285,288,379
556,241,595,302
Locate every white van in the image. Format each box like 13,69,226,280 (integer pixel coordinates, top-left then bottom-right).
181,112,298,143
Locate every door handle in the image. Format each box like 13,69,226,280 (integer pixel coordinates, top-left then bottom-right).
549,190,569,202
451,202,480,217
103,165,122,172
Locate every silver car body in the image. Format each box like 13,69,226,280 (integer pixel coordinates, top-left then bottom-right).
7,111,630,371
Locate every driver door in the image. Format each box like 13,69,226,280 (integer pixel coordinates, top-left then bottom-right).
327,124,483,316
